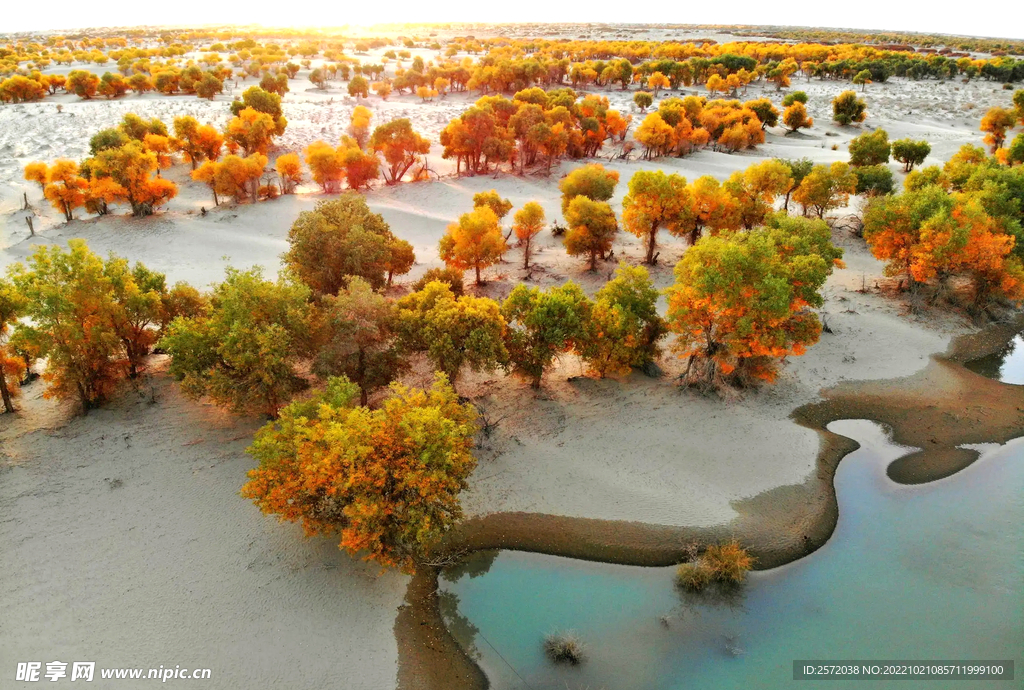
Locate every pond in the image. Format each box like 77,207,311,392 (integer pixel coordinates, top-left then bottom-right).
964,334,1024,384
439,420,1023,690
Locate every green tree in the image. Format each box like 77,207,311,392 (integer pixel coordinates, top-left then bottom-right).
782,91,808,107
502,282,591,388
854,165,895,196
348,75,369,98
891,138,932,172
633,91,653,112
396,281,507,388
160,267,312,417
0,278,28,413
578,264,666,377
314,277,407,406
666,215,843,388
241,373,478,572
832,90,867,126
286,194,409,295
563,196,618,270
848,128,890,166
7,240,122,410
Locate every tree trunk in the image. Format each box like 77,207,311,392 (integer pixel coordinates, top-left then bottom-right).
646,225,658,264
0,370,14,414
523,239,531,269
475,265,482,284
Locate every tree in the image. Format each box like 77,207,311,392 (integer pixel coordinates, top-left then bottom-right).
622,169,691,263
43,160,88,221
666,215,843,388
578,263,666,378
781,91,808,107
384,238,415,287
313,277,407,405
241,373,479,572
744,98,779,129
89,128,128,155
396,281,507,388
275,153,302,194
412,268,464,297
286,194,407,294
634,112,675,158
686,175,739,244
7,241,122,410
370,118,430,184
304,141,346,193
88,141,178,216
513,202,545,269
196,73,223,100
502,282,590,388
372,81,393,100
723,159,794,230
24,161,48,194
348,105,373,150
1009,132,1024,166
558,164,620,215
783,102,813,132
66,70,99,99
647,71,670,96
348,75,369,98
792,162,857,218
229,86,287,135
104,258,171,379
472,189,513,223
0,278,28,414
832,90,867,126
160,267,311,417
853,69,872,91
854,165,895,196
891,138,932,172
119,113,167,141
848,128,890,166
225,107,278,156
979,107,1016,153
633,91,653,112
777,158,814,212
563,197,618,270
439,206,507,284
172,116,223,170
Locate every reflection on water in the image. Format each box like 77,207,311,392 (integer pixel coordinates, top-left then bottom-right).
440,421,1024,690
965,334,1024,384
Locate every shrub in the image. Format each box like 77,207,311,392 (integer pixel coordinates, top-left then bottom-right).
412,267,465,297
675,561,714,591
703,540,755,584
832,90,867,126
782,91,808,107
544,631,585,665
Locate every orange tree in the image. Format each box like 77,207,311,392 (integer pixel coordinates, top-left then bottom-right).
241,374,478,573
0,277,28,414
370,118,430,184
666,215,844,388
85,141,177,216
439,206,507,284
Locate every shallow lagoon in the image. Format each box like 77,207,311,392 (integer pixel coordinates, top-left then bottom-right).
440,419,1023,690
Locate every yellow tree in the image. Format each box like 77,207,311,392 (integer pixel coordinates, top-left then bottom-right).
622,169,692,264
24,161,48,195
687,176,739,244
724,160,794,229
348,105,373,149
89,142,178,216
792,162,857,219
783,102,813,132
225,107,277,156
513,202,545,269
305,141,346,193
275,153,302,194
439,206,507,284
647,71,670,97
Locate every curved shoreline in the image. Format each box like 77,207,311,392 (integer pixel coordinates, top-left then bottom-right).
395,318,1024,690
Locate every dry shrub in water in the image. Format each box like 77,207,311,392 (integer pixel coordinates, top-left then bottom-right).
675,539,755,590
544,631,585,665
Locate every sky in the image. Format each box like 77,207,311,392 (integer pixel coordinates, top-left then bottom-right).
3,0,1023,40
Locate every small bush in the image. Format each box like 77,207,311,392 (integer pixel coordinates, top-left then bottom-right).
675,540,755,591
703,540,755,584
544,631,585,665
675,561,714,590
412,267,465,297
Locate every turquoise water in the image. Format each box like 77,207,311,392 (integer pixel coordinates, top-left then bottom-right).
440,420,1024,690
965,335,1024,385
